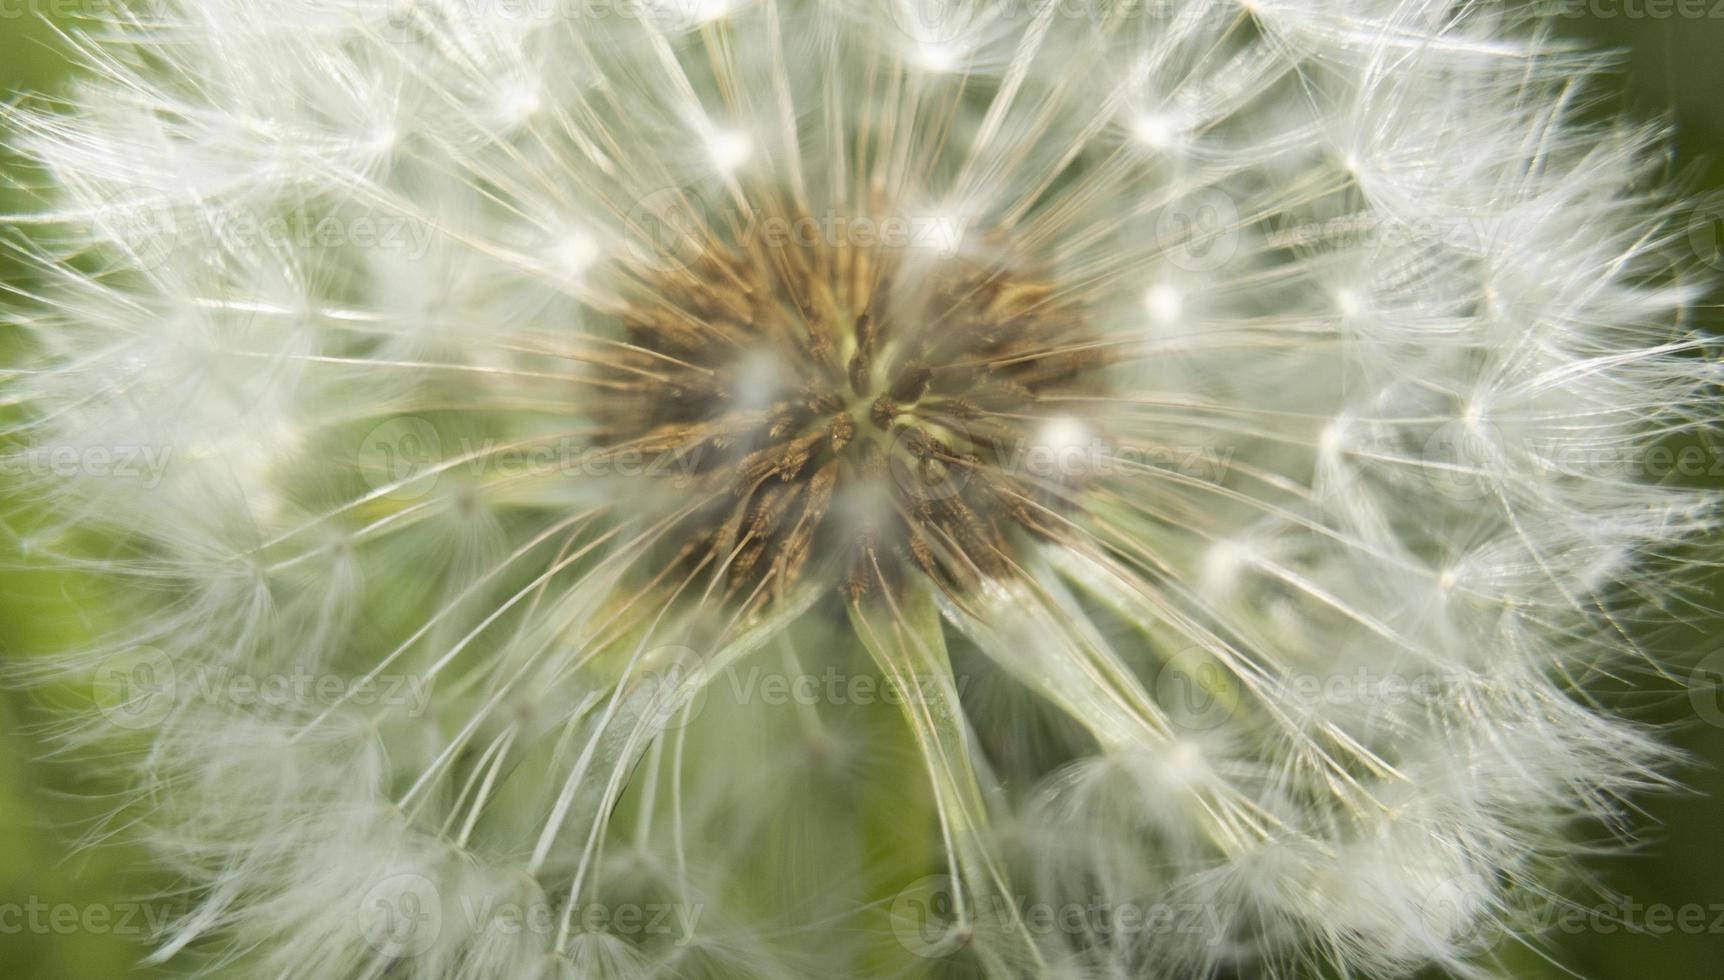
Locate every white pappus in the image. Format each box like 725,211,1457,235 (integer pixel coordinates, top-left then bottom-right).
2,1,1720,979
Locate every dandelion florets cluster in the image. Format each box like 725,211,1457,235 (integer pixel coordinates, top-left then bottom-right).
3,1,1719,979
597,205,1105,604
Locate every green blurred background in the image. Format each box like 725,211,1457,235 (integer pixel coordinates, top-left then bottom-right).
2,5,1722,978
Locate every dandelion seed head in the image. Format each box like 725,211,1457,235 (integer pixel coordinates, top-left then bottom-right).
4,0,1719,978
590,204,1108,602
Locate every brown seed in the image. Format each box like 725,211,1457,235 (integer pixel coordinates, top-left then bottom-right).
889,363,932,403
870,396,897,429
829,412,856,451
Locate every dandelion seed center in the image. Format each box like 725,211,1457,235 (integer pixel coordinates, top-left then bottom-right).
596,203,1109,605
